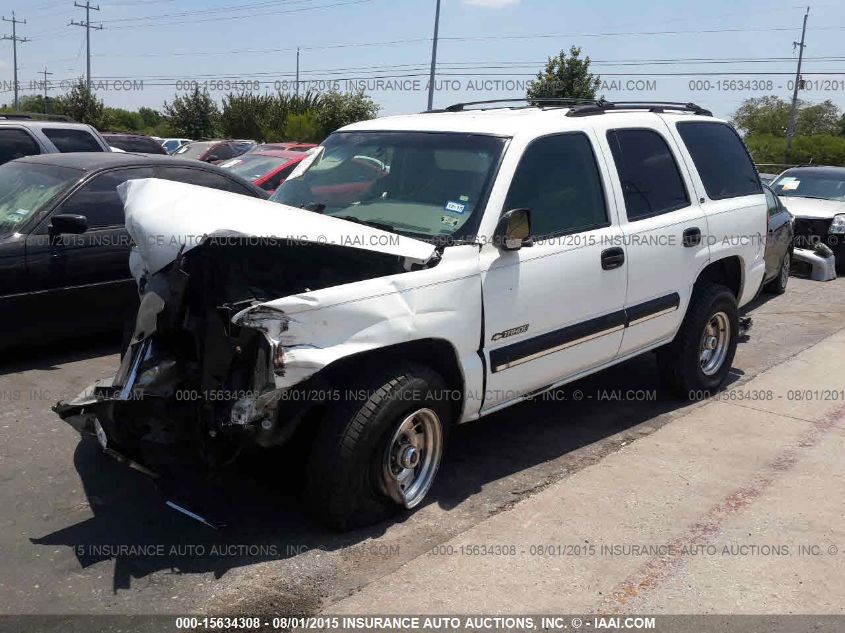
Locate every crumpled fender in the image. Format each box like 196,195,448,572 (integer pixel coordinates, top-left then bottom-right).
233,245,486,421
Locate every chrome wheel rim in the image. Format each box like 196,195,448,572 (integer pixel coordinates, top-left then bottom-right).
780,252,791,287
700,311,731,376
381,408,443,509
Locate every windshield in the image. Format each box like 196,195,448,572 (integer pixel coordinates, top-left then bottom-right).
162,139,181,152
270,131,506,240
221,154,290,181
771,170,845,201
175,142,212,159
0,162,79,236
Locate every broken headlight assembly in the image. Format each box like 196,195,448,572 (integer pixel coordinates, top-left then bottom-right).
829,214,845,235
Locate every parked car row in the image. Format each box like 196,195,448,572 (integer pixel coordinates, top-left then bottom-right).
0,152,267,347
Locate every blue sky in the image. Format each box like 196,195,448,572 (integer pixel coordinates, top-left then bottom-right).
2,0,844,121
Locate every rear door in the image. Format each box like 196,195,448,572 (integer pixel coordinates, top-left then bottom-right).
593,116,710,358
671,120,766,306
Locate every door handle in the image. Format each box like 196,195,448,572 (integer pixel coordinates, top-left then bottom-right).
683,227,702,247
601,247,625,270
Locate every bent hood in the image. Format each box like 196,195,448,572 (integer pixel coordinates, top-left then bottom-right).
779,196,845,220
119,178,436,279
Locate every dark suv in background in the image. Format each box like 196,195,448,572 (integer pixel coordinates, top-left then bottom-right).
101,133,168,155
0,116,111,165
0,152,267,347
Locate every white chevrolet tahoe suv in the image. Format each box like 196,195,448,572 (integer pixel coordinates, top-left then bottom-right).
56,100,767,529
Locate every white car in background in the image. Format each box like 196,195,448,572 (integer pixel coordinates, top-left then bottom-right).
160,137,193,154
770,166,845,274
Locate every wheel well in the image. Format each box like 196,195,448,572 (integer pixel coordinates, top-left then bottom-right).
695,256,742,298
322,338,466,421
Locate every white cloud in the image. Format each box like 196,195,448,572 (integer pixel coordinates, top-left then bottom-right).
463,0,520,8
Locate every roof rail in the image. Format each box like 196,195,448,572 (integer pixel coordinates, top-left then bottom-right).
0,112,76,122
566,101,712,117
432,97,598,113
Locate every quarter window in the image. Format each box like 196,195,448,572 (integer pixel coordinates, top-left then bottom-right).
676,121,762,200
504,133,608,238
607,128,689,221
42,128,103,153
0,128,41,165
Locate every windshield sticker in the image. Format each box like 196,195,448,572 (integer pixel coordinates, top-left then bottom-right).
440,215,460,228
781,180,800,191
459,195,470,202
444,200,466,214
10,209,29,220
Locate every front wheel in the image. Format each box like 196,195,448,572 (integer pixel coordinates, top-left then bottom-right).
306,362,450,530
658,283,739,398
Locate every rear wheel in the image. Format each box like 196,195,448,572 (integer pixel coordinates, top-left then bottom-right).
306,362,450,530
763,250,790,295
658,283,738,399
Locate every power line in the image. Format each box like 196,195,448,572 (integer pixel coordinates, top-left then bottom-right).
69,1,103,90
1,12,29,109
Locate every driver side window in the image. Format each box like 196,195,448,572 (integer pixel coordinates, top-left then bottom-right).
504,133,609,239
56,167,154,228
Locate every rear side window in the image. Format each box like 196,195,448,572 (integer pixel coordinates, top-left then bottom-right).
0,128,41,165
676,122,762,200
155,166,257,196
607,128,689,221
504,133,608,238
57,167,154,228
43,128,103,153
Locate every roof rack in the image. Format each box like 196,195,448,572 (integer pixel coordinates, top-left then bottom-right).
430,98,711,117
0,112,76,122
566,101,712,117
432,97,597,113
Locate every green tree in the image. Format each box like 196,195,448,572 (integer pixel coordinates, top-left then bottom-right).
797,99,841,136
163,87,219,139
526,46,601,102
54,79,104,127
315,90,379,138
102,107,142,132
138,106,163,129
283,111,322,143
732,96,792,136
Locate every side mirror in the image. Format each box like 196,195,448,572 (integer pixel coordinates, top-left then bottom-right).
494,208,533,251
50,213,88,235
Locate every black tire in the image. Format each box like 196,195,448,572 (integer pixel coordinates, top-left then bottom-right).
657,283,739,399
306,362,451,530
763,249,791,295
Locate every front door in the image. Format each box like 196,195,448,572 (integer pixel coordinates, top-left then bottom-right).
480,131,628,412
25,168,151,336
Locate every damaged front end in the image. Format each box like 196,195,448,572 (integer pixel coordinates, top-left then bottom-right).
54,237,419,477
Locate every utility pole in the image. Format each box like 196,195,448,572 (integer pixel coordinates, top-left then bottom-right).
785,6,809,164
42,67,53,114
1,12,29,110
426,0,441,111
69,1,102,90
296,47,300,97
